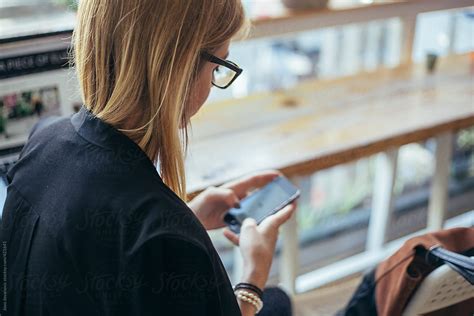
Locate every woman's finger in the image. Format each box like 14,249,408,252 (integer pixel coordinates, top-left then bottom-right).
242,217,257,226
219,187,241,209
241,217,258,236
222,170,281,198
223,228,240,246
243,170,281,188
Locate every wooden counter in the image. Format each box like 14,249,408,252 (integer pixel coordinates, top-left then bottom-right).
186,54,474,193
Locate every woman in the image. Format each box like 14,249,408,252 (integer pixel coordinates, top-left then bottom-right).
1,0,296,315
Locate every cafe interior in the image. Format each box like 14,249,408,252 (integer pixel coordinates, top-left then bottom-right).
0,0,473,315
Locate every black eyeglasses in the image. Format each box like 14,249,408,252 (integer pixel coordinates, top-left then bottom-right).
201,51,243,89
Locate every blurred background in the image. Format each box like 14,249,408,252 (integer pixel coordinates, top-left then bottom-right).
1,0,473,314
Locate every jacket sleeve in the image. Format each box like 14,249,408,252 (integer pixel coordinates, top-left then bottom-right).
127,234,229,316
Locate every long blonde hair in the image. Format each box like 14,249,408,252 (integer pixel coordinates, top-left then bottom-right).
73,0,247,201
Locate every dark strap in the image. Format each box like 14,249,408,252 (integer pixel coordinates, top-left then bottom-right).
427,246,474,285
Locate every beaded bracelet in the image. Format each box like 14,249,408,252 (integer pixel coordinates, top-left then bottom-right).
233,282,264,299
235,289,263,313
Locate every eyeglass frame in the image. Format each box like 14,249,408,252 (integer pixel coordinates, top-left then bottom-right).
200,51,243,89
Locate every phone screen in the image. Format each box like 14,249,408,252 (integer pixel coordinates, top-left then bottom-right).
224,176,300,233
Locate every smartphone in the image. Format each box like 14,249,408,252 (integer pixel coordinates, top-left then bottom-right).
224,175,300,234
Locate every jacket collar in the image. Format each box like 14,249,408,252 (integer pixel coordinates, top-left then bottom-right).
70,105,154,168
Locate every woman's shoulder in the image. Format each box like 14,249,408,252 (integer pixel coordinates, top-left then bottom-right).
118,184,211,253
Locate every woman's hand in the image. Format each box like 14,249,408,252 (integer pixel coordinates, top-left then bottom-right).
187,170,281,230
223,202,297,290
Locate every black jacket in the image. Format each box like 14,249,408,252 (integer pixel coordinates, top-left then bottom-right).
1,106,241,316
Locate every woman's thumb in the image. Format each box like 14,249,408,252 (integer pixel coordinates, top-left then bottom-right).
241,217,257,233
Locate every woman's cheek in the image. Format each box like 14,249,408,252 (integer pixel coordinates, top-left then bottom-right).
193,73,213,114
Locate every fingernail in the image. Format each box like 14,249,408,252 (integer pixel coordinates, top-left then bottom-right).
234,202,241,209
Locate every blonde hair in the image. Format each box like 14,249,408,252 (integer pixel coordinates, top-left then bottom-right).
73,0,247,201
